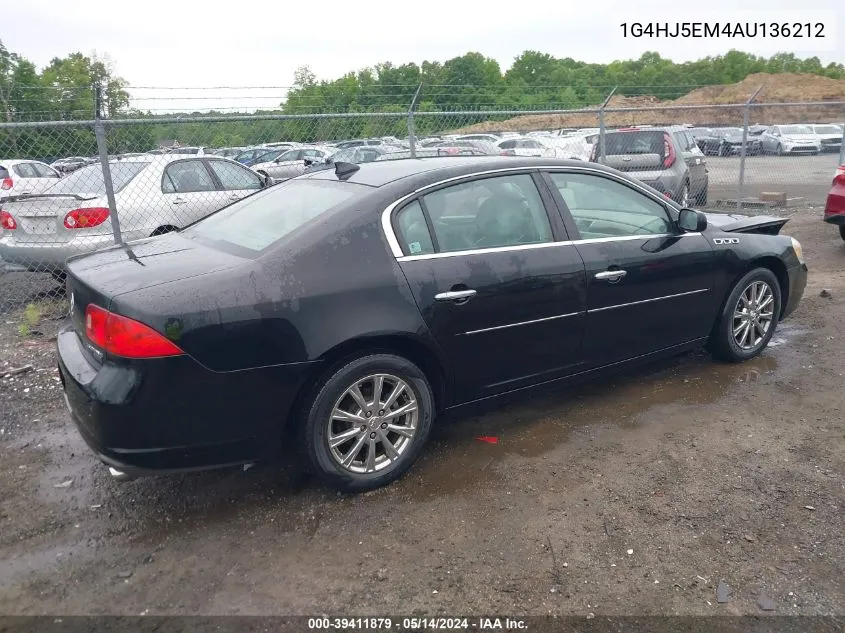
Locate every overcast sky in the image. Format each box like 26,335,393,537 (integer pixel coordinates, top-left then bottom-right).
6,0,842,112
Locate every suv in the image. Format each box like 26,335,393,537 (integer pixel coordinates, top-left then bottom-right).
591,127,708,206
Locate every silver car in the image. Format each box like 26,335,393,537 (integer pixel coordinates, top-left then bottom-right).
251,146,336,181
0,155,269,273
759,125,821,155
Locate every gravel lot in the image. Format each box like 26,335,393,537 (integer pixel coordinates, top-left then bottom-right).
0,207,843,617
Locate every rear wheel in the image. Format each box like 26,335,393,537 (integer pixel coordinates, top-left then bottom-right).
710,268,781,362
299,353,434,492
839,225,845,241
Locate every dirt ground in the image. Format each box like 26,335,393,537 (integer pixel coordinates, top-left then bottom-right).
0,208,844,617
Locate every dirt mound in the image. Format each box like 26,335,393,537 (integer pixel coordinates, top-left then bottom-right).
454,73,845,133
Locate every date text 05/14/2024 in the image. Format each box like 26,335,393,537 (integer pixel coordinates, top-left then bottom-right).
620,22,826,38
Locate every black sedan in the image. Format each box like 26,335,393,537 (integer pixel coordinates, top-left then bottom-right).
698,128,762,156
57,157,807,492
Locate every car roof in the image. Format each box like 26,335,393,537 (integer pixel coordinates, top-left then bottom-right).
304,156,607,188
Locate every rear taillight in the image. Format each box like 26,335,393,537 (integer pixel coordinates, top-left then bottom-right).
835,165,845,185
0,210,16,230
64,207,109,229
85,304,183,358
1,178,12,190
663,133,676,168
499,150,516,156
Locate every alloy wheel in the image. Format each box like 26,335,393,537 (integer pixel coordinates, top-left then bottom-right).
732,281,775,350
327,373,419,474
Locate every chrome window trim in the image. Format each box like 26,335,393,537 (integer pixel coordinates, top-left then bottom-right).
381,164,683,259
462,311,581,336
587,288,710,314
396,232,702,262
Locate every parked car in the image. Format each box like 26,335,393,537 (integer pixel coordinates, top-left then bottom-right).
809,124,843,153
0,159,62,198
210,147,247,159
374,147,488,160
234,148,278,166
0,155,270,276
430,139,498,154
456,134,501,144
823,164,845,241
56,156,806,491
759,125,820,155
697,128,762,156
51,156,96,174
324,145,405,164
165,146,212,156
334,139,393,149
591,127,708,206
251,146,336,180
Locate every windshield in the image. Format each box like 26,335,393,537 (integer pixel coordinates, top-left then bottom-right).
813,125,840,134
780,125,813,135
719,128,743,138
44,161,150,195
185,179,368,254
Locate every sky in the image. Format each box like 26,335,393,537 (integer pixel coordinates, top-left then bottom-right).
5,0,843,112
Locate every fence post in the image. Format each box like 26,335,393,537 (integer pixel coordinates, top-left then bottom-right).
737,85,763,212
597,86,617,162
407,83,423,158
93,84,122,245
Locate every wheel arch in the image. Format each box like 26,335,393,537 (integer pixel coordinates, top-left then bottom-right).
150,224,179,236
721,256,789,319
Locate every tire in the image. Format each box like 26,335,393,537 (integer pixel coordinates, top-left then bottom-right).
710,268,782,363
679,182,690,208
839,225,845,241
776,143,785,156
299,353,435,492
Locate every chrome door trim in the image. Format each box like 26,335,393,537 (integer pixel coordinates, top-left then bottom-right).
588,288,710,314
462,311,581,336
397,240,570,262
380,164,688,259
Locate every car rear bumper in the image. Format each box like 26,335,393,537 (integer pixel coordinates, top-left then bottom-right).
0,234,116,269
783,262,808,320
57,325,318,475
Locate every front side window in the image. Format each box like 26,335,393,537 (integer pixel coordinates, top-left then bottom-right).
207,159,262,191
420,174,553,252
162,160,216,194
549,172,673,239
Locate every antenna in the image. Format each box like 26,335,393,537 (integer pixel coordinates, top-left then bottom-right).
334,161,360,181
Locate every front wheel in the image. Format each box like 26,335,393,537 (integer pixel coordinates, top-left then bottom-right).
710,268,781,362
300,354,435,492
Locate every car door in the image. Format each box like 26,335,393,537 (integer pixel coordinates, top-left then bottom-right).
544,170,722,368
391,171,587,403
161,159,229,226
264,149,301,179
205,158,263,203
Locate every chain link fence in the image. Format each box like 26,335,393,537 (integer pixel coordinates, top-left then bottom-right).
1,100,843,315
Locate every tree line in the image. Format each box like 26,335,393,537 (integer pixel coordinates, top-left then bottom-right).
1,40,842,160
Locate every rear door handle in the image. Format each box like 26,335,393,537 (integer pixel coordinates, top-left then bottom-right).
434,289,477,302
171,197,187,205
595,270,627,282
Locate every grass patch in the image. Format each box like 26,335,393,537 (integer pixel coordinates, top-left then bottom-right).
17,299,69,338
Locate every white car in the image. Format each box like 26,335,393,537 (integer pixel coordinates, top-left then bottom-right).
456,134,501,144
760,125,821,155
497,136,590,160
252,146,336,180
0,155,270,274
0,159,62,198
809,124,843,153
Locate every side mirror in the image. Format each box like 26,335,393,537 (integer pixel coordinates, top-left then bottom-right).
260,173,274,188
303,158,314,167
678,208,707,232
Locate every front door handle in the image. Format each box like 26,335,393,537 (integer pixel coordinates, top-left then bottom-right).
434,289,477,302
171,197,187,205
595,269,627,282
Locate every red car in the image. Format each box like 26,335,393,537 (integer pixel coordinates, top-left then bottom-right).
824,164,845,240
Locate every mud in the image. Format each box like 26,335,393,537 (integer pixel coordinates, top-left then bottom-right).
1,209,844,616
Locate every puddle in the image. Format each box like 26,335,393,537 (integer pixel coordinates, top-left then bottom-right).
407,350,784,499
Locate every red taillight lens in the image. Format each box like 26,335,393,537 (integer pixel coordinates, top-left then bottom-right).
835,165,845,185
85,304,183,358
663,133,676,168
1,178,12,190
64,207,109,229
0,210,17,230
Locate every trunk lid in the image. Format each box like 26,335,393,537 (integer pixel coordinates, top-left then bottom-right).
2,194,103,242
66,232,246,307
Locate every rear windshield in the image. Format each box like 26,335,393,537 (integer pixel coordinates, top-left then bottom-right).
45,161,150,195
604,131,665,156
185,179,368,253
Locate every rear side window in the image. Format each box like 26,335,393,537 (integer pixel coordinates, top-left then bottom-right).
604,131,665,157
186,179,367,253
395,200,435,256
33,163,60,178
